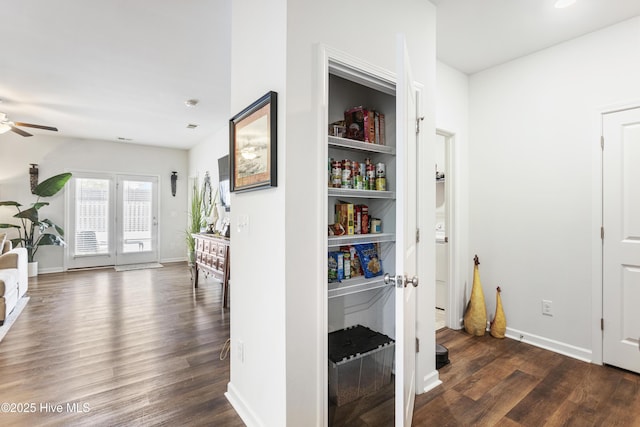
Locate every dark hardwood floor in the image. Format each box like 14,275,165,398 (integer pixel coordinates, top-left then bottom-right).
3,264,640,426
414,328,640,426
336,327,640,426
0,263,244,427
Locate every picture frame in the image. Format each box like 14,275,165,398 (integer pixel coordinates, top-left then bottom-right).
229,91,277,192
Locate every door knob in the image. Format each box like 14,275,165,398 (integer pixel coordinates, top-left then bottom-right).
406,276,419,287
384,273,404,288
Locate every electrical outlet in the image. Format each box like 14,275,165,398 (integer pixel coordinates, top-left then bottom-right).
542,300,553,316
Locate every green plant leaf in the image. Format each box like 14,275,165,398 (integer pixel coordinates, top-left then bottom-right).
0,201,21,207
41,219,64,236
36,233,65,246
33,173,72,197
10,237,25,247
15,207,39,223
0,224,21,229
33,202,49,210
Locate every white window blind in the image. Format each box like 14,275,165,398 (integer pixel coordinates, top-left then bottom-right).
122,180,152,253
75,178,109,256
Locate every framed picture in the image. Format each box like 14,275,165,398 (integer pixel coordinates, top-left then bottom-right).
229,91,277,192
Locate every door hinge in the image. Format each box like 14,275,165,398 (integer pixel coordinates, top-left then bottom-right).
416,228,420,243
601,318,604,331
601,227,604,240
601,135,604,150
416,337,420,353
416,116,424,134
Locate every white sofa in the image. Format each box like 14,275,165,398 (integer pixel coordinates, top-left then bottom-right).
0,240,28,325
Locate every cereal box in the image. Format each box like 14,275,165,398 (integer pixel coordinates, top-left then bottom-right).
335,202,354,235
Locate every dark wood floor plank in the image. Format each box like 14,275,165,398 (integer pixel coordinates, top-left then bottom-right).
0,263,243,426
471,370,539,426
4,266,640,426
412,388,477,427
413,329,640,427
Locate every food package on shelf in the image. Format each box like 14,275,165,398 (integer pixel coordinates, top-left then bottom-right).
335,202,354,235
328,252,344,283
353,243,383,279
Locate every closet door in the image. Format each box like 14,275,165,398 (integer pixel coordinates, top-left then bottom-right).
394,34,419,427
602,107,640,374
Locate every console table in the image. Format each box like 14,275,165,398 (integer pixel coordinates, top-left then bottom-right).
193,233,230,308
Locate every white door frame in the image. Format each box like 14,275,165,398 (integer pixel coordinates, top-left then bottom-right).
435,129,461,329
592,102,640,366
318,42,433,426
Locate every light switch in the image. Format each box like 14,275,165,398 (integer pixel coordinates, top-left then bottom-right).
237,214,250,234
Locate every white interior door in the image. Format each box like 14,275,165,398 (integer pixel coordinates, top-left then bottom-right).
115,175,159,265
603,107,640,374
395,34,419,427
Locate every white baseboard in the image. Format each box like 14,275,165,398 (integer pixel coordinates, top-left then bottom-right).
420,369,442,394
225,382,264,427
160,256,188,263
505,327,592,363
38,267,64,275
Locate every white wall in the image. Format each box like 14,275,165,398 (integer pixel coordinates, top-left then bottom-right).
435,61,470,328
286,0,436,425
225,1,287,426
188,124,230,224
468,17,640,360
225,1,436,426
287,1,435,425
0,133,189,271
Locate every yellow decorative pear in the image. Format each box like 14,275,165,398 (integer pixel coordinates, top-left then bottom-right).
463,255,487,336
490,286,507,339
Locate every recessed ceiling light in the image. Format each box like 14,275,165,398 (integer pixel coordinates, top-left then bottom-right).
184,99,199,107
117,136,133,142
554,0,576,8
186,123,199,129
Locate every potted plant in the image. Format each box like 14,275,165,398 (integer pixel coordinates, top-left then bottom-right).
0,172,72,276
185,176,205,266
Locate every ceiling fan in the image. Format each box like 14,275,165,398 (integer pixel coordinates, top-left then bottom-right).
0,112,58,137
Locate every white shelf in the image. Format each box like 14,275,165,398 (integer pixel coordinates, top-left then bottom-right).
328,187,395,199
328,232,395,247
328,276,392,298
328,135,395,155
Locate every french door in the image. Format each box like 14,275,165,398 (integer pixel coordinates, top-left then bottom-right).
66,173,159,269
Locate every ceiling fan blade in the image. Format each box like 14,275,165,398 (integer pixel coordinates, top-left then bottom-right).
10,125,33,137
14,122,58,132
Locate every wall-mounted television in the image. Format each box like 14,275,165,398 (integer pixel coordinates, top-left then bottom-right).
218,155,231,211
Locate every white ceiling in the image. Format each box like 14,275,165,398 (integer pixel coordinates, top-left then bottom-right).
0,0,231,149
1,1,639,149
433,0,640,74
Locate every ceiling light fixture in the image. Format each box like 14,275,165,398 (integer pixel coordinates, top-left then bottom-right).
554,0,577,8
184,99,199,107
